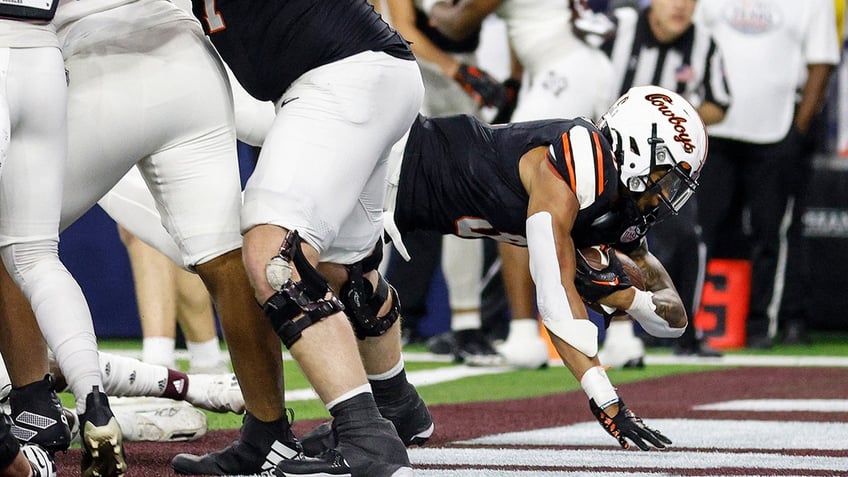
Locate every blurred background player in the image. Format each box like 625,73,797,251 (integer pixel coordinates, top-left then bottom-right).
423,0,615,369
383,0,511,365
694,0,839,349
583,0,731,366
116,186,225,373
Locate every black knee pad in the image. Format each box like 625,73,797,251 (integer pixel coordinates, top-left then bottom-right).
0,414,21,470
340,244,401,339
263,230,344,349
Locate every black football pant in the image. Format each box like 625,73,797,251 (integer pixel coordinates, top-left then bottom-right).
696,131,801,339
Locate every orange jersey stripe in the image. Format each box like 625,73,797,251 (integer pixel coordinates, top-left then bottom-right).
560,132,577,192
591,131,604,195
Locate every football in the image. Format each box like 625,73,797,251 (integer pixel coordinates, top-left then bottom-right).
579,245,646,291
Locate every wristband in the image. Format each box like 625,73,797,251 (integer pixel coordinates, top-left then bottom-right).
580,366,619,409
626,289,685,338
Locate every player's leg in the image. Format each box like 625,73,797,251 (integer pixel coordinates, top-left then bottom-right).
0,268,67,454
173,267,224,374
93,20,292,473
117,224,180,368
0,45,125,476
442,236,504,366
239,51,423,476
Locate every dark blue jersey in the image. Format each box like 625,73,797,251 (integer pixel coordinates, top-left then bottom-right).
395,114,646,249
191,0,414,102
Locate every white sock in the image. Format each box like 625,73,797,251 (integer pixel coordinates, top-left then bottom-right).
452,310,482,331
98,352,171,397
142,337,175,368
186,337,222,371
507,318,541,341
604,321,636,342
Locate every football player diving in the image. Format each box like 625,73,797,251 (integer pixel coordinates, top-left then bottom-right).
378,84,705,450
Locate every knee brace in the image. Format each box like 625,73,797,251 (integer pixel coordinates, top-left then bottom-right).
263,230,344,349
0,414,21,470
340,243,401,339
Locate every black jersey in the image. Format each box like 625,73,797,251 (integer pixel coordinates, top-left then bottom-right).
395,115,644,249
191,0,414,102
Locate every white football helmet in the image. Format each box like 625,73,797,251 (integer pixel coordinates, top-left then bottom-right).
598,85,707,224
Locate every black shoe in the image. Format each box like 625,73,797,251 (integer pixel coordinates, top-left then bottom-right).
172,411,301,476
747,334,773,350
79,386,127,477
7,375,71,454
782,321,810,345
425,332,455,355
453,329,505,366
300,382,433,457
277,419,411,477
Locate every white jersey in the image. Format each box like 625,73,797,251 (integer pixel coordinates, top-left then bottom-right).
695,0,840,143
0,19,58,48
495,0,581,74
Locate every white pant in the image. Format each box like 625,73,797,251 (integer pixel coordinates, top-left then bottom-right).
512,45,614,122
242,51,424,265
60,6,243,268
0,42,104,406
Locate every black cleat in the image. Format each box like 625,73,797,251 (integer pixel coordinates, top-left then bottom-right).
452,329,505,367
78,386,127,477
172,411,301,476
300,382,433,457
7,375,71,454
277,419,412,477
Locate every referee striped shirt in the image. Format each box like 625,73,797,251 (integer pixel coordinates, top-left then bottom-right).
601,6,731,110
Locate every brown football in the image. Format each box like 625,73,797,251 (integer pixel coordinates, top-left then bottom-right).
579,245,646,317
579,245,646,291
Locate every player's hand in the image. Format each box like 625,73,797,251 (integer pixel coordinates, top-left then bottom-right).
575,245,632,303
589,398,672,450
453,63,508,109
492,78,521,124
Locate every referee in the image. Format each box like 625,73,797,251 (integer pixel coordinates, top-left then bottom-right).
585,0,731,359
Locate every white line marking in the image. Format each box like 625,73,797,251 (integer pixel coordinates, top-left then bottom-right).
409,447,848,471
461,419,848,450
284,364,512,401
694,399,848,412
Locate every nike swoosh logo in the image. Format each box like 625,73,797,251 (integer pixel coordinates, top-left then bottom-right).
591,277,619,286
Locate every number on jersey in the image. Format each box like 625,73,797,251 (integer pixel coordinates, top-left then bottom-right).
201,0,226,33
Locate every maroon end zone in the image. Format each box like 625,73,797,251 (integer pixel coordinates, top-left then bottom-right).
54,367,848,476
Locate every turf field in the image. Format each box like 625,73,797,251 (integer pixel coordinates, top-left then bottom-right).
56,331,848,476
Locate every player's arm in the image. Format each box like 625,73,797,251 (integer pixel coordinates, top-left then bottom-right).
387,0,463,77
593,240,687,335
424,0,502,42
393,0,507,107
521,146,598,379
522,134,671,451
